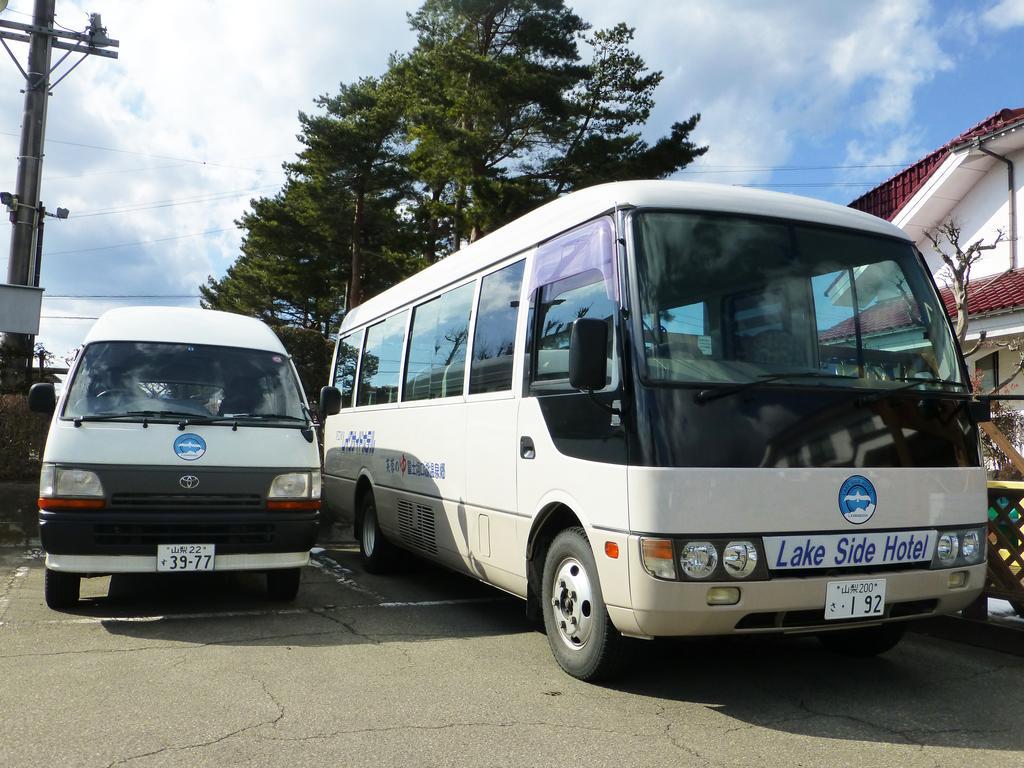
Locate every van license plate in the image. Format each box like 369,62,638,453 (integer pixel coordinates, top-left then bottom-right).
825,579,885,621
157,544,215,572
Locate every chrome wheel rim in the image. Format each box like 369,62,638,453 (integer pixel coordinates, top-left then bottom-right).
550,556,594,651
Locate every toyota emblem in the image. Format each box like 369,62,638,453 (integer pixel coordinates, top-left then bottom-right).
179,475,200,489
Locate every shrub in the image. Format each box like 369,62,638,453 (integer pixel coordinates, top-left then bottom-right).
0,394,49,481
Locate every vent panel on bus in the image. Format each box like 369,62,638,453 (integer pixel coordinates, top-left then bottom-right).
397,499,437,554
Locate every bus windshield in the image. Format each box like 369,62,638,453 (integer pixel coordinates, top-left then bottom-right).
63,341,306,423
633,211,964,393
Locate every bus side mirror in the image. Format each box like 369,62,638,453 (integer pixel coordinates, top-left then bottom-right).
969,398,991,423
319,385,342,421
569,318,608,391
28,382,56,415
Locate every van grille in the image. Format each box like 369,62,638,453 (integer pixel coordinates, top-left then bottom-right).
94,521,275,547
397,499,437,554
110,493,263,511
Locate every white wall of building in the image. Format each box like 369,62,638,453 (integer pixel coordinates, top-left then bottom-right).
915,146,1023,279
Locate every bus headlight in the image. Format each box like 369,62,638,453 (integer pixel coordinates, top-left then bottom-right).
680,542,718,579
960,529,984,564
723,541,758,578
936,532,959,565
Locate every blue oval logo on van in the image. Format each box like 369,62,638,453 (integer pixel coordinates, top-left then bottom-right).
174,433,207,461
838,475,876,525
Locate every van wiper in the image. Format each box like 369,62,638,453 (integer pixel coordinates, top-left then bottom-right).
72,409,213,427
215,412,305,421
694,372,858,404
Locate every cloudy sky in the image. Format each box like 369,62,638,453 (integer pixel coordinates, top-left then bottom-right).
1,0,1022,359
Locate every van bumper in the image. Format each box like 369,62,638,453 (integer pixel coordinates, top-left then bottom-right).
45,550,310,574
39,509,318,562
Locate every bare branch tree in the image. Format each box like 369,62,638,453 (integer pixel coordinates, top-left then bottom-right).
924,219,1005,356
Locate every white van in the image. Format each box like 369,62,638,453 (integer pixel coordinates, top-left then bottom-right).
29,307,321,609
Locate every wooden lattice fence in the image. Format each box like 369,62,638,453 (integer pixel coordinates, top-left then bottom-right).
986,482,1024,617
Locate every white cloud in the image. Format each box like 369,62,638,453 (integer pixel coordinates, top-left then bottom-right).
0,0,1015,357
983,0,1024,29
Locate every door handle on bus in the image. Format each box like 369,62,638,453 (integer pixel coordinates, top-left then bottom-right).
520,436,536,460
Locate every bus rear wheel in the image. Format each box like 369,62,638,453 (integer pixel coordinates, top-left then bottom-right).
541,527,624,682
44,568,80,610
818,623,905,657
358,490,398,574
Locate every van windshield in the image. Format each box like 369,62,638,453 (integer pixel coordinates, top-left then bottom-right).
632,211,964,393
63,341,306,423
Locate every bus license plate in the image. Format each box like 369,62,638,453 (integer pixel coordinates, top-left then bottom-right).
157,544,215,572
825,579,885,621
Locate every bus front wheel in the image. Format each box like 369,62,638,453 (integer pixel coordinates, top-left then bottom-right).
358,490,398,574
818,622,905,657
541,527,624,682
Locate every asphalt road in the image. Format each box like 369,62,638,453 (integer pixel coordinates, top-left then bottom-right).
1,543,1022,768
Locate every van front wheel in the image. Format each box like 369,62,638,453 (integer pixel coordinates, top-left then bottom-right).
358,490,398,574
44,568,80,610
266,568,301,601
541,527,624,682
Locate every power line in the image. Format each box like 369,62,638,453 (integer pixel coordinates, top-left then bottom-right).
0,130,288,173
44,227,235,256
72,184,282,218
44,294,200,299
680,162,912,173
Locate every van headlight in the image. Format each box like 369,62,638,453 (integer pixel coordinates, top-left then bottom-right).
268,472,316,499
39,465,104,498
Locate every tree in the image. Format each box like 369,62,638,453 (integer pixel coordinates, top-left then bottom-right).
400,1,706,245
928,219,1022,477
925,219,1005,351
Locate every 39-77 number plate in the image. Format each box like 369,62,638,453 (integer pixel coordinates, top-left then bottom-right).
825,579,886,621
157,543,215,572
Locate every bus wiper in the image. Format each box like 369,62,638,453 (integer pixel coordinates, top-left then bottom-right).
857,377,970,404
694,372,858,404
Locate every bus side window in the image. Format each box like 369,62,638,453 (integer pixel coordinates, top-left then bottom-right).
356,311,407,407
404,283,475,401
469,260,525,394
533,268,616,386
333,331,362,409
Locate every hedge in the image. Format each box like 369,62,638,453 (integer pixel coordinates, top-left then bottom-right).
0,394,49,481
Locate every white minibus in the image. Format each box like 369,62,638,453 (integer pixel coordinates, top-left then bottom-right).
29,307,321,609
319,181,988,680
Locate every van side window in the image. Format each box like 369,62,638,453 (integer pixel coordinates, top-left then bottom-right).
534,268,616,385
356,311,408,407
333,331,362,409
403,282,475,401
469,260,525,394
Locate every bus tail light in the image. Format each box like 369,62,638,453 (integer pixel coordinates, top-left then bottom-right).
640,538,676,580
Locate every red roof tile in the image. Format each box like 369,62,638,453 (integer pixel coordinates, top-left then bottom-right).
849,108,1024,221
937,268,1024,317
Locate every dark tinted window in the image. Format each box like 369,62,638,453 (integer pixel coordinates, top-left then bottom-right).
534,269,616,384
332,331,362,409
469,260,525,394
357,312,407,407
403,283,475,401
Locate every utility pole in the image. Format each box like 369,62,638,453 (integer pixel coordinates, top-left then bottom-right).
0,1,118,387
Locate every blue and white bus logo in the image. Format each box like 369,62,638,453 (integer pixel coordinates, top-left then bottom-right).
838,475,876,524
173,433,207,461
